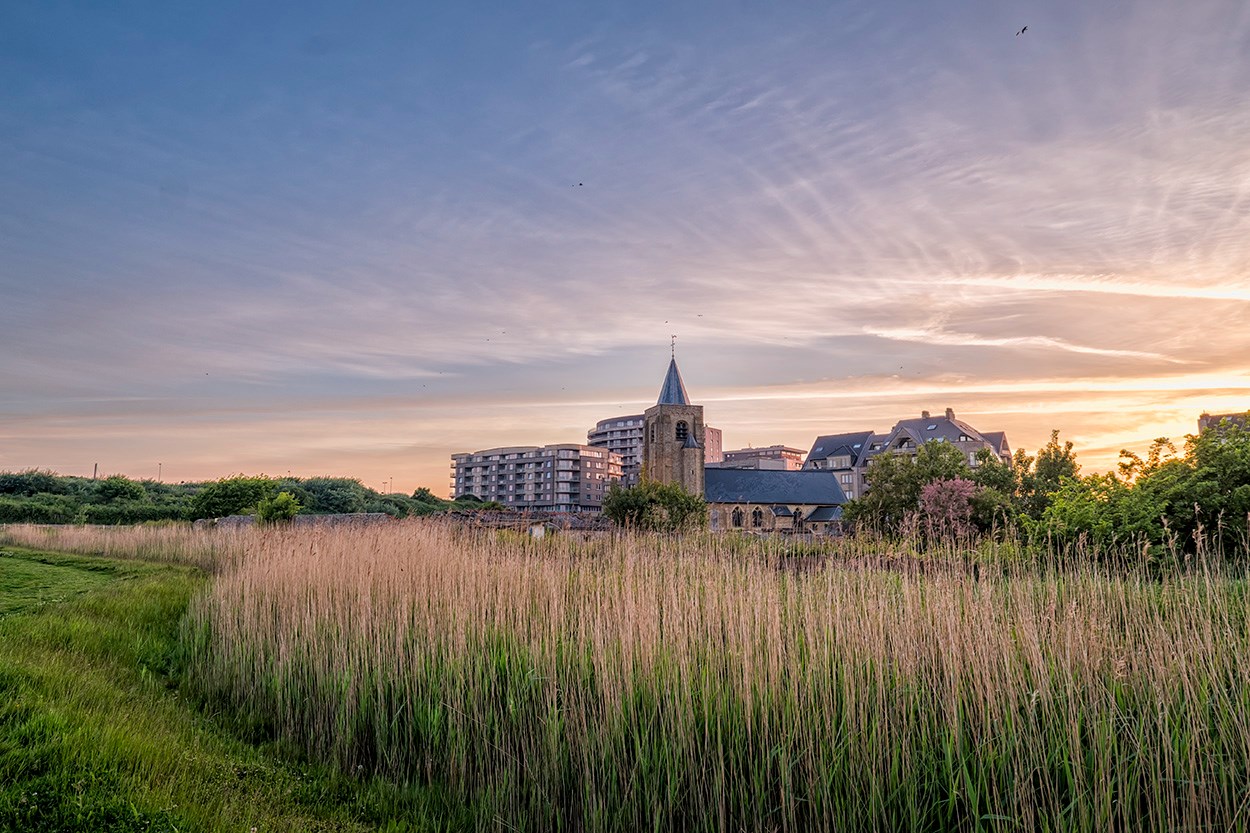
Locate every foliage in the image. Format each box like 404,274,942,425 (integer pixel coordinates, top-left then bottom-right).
190,475,278,520
256,491,302,524
1020,430,1081,520
93,474,146,503
1040,419,1250,558
0,470,68,497
0,470,458,527
601,479,707,531
0,494,80,524
411,486,452,516
844,440,973,532
918,477,977,540
299,477,369,514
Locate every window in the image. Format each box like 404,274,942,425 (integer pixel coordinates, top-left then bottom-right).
732,507,744,527
751,508,764,528
676,421,689,442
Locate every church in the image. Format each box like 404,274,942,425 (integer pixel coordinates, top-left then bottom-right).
642,355,847,534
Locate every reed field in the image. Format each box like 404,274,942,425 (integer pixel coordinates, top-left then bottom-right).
4,521,1250,831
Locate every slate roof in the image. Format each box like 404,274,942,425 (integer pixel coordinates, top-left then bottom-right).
657,357,691,405
803,430,875,468
805,506,843,522
704,468,847,505
856,415,1011,464
980,431,1010,457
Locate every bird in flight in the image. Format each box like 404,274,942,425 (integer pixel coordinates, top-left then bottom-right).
1016,25,1028,36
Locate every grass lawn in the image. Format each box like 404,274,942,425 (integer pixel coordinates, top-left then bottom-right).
0,547,472,833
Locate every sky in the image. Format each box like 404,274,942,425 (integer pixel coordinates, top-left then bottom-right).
2,0,1249,494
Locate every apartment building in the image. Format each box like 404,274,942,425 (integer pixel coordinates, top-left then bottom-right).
450,443,622,512
712,445,805,471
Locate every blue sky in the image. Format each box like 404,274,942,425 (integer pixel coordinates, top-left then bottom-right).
3,0,1249,491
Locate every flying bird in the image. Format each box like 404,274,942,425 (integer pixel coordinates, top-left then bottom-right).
1016,25,1028,36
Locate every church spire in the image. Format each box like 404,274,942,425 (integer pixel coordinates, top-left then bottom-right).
657,355,691,406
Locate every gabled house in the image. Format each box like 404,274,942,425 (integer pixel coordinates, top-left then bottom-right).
803,409,1011,500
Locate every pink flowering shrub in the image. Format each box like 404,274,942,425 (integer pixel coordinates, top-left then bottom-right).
919,478,978,540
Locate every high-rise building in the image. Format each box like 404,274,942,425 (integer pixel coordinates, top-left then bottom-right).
587,414,645,485
449,443,622,512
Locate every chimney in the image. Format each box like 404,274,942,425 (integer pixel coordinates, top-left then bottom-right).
921,410,930,419
945,407,955,419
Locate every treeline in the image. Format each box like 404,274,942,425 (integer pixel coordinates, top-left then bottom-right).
0,471,465,524
845,414,1250,558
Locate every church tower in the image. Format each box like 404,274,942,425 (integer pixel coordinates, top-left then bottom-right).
642,351,705,496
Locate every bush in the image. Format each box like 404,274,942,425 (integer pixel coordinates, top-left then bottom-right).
257,492,302,525
602,480,707,532
0,494,80,524
191,476,277,520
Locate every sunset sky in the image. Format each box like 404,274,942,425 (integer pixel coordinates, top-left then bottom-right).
3,0,1249,494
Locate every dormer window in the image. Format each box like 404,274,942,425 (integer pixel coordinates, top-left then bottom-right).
676,421,689,442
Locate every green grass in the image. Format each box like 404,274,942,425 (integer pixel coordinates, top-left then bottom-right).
0,547,473,833
0,552,113,617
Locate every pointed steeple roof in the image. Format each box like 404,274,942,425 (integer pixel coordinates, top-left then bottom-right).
657,357,691,405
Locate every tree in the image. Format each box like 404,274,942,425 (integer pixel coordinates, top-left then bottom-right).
257,491,302,524
1040,472,1169,555
602,480,707,532
1023,430,1080,519
842,440,972,533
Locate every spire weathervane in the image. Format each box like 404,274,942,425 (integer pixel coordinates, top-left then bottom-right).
671,334,677,358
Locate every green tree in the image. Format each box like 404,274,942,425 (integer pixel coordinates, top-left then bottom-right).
1041,472,1169,556
1023,430,1080,519
843,440,971,533
602,480,707,532
257,491,302,524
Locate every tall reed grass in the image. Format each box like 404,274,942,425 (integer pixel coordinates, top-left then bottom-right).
0,522,246,571
164,522,1250,831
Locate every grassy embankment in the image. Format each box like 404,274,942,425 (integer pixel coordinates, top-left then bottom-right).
0,543,470,832
5,522,1250,832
